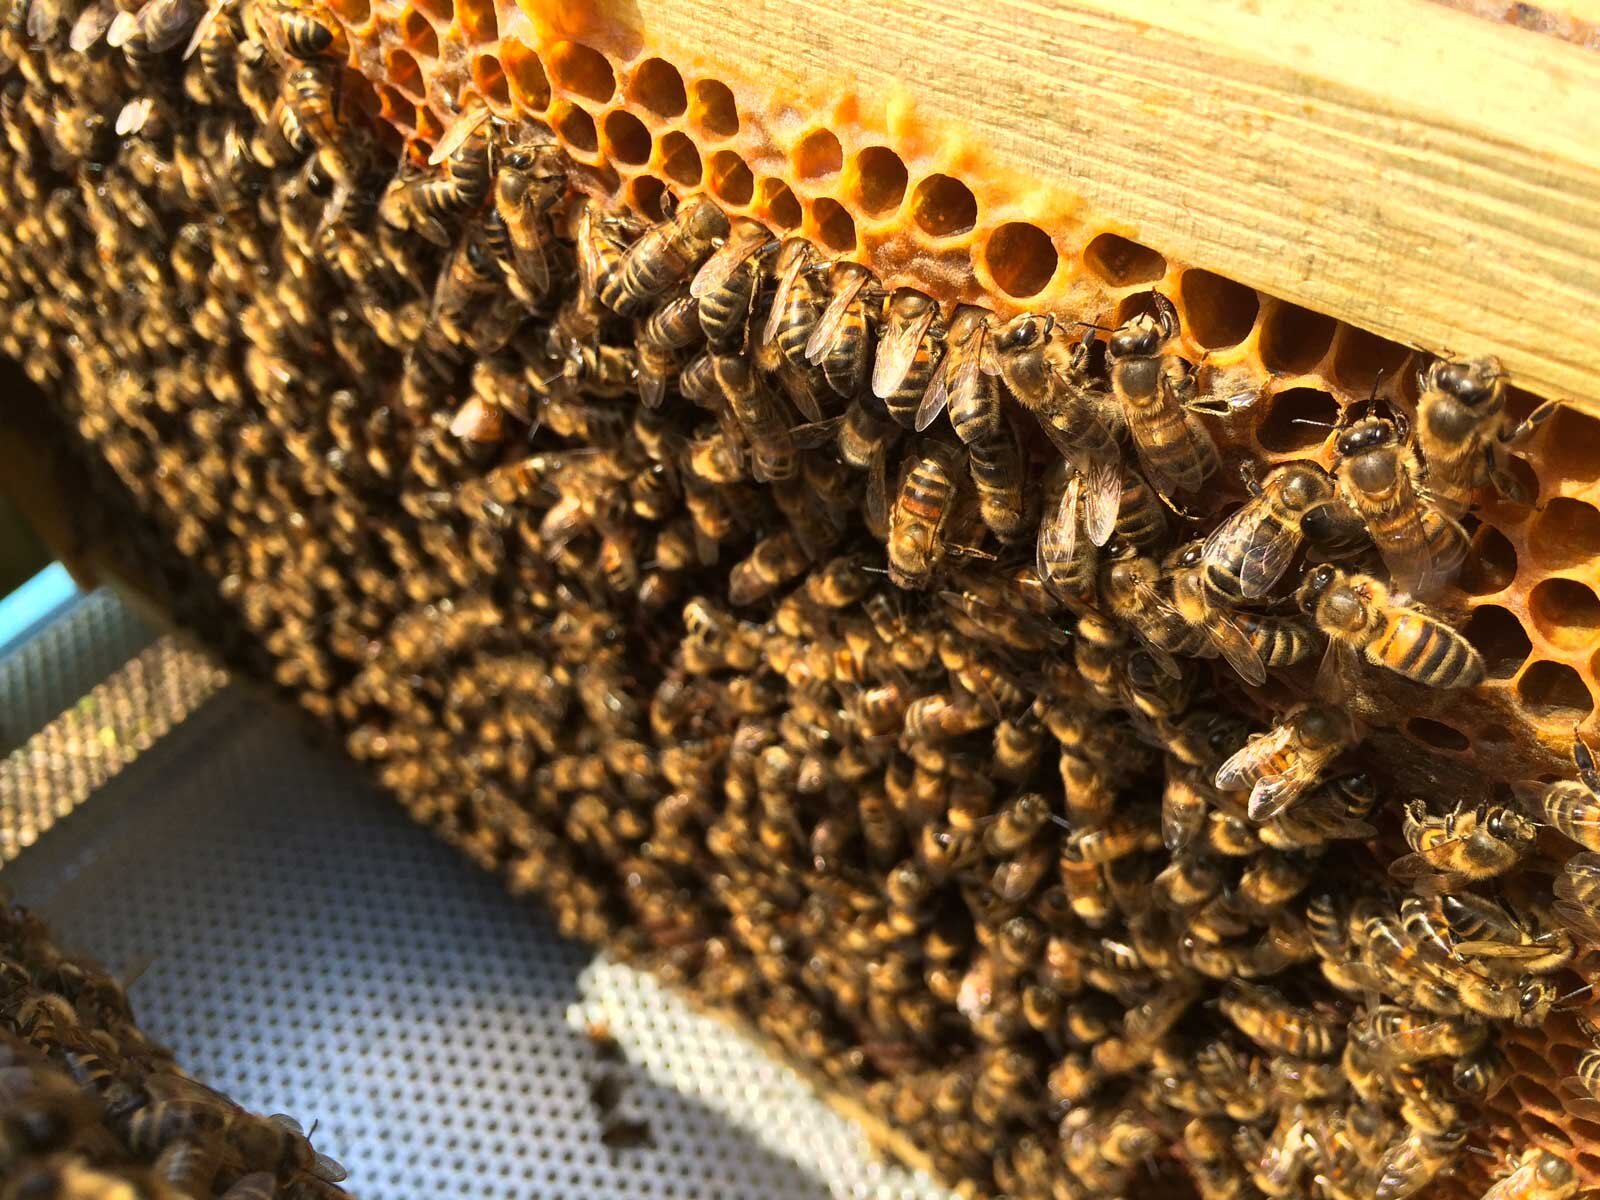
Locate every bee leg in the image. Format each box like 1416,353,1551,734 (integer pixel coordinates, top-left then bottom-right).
1504,398,1559,447
1486,442,1533,506
1574,727,1600,796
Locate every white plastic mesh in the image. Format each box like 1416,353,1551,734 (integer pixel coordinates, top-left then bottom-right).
0,593,953,1200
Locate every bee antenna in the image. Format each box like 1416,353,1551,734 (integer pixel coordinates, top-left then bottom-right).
1556,982,1594,1008
1072,321,1114,333
859,565,890,575
1464,1145,1498,1160
1290,418,1336,429
1363,369,1388,415
1048,814,1072,830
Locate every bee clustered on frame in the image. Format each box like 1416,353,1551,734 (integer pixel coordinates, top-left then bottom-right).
0,0,1595,1196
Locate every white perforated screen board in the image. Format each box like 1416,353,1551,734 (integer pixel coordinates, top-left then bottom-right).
0,590,953,1200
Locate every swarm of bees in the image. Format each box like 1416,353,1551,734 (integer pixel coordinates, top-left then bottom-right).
0,0,1593,1196
0,885,348,1199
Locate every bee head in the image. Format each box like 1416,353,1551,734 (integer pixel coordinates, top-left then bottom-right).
1110,313,1162,359
1295,564,1338,614
1175,540,1205,569
1430,356,1503,407
1517,977,1557,1025
994,312,1051,353
1334,416,1395,457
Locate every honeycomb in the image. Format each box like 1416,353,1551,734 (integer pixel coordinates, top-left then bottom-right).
3,0,1600,1198
325,0,1599,786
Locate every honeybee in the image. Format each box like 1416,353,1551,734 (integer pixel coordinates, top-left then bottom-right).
1201,460,1347,602
397,114,492,246
992,312,1122,544
1553,852,1600,944
1357,1005,1486,1066
1374,1124,1466,1200
1035,459,1100,607
1107,293,1219,499
873,288,943,426
1214,706,1353,822
1175,541,1316,676
1556,1036,1600,1121
761,239,823,377
1100,541,1264,684
887,440,968,591
711,352,795,483
1258,771,1378,850
1390,799,1536,892
728,531,809,606
1219,980,1344,1058
1442,892,1575,975
966,415,1029,542
1160,766,1215,851
633,290,700,408
490,140,568,303
1478,1148,1580,1200
1333,409,1453,597
691,217,774,343
1298,564,1485,694
1527,739,1600,850
818,394,899,473
264,0,343,60
803,262,875,395
1415,356,1554,512
915,305,995,440
611,194,727,317
1452,1042,1511,1100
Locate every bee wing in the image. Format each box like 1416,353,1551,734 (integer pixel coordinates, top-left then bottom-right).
804,269,867,364
690,224,770,300
789,415,846,450
1388,840,1471,882
761,245,811,346
1478,1160,1538,1200
1314,637,1362,705
1215,729,1279,793
114,96,152,136
1079,449,1122,548
1205,612,1268,688
1558,1070,1600,1114
71,0,116,52
1452,940,1549,960
872,304,935,400
1044,471,1081,570
1246,763,1318,823
1238,520,1305,599
428,104,490,167
914,354,952,433
105,7,137,46
943,332,988,429
1575,729,1600,796
138,0,197,52
22,0,52,41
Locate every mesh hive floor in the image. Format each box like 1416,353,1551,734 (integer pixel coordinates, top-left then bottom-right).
0,590,952,1200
